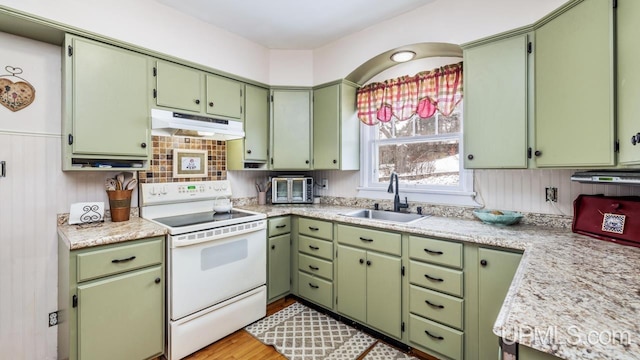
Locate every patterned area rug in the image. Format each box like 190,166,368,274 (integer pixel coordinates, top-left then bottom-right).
362,342,420,360
245,302,376,360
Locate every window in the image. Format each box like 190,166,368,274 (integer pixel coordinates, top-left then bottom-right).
357,61,475,205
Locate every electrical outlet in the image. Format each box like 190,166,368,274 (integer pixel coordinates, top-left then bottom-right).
545,187,558,202
322,178,328,191
49,311,58,327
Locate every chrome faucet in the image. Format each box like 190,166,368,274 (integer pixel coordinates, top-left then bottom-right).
387,172,409,212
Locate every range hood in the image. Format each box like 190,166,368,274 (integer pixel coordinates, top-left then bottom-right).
151,108,245,141
571,170,640,185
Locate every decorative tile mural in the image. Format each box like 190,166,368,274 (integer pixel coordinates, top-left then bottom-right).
139,136,226,183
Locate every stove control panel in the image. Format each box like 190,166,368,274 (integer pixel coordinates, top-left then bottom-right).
140,180,232,205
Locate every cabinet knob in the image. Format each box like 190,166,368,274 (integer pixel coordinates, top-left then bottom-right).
534,150,542,157
480,259,488,267
632,135,637,146
333,159,337,164
141,142,147,148
154,277,161,284
467,154,474,160
247,149,252,154
359,258,364,264
305,160,310,164
209,101,214,107
366,260,372,266
271,245,275,250
195,99,200,104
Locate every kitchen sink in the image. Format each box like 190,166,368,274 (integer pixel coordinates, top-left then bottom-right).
340,209,427,224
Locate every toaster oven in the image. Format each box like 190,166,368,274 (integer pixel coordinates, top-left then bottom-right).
271,176,314,204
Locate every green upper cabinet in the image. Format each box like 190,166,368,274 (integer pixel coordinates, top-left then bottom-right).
155,60,203,113
271,89,312,170
312,81,360,170
62,35,150,170
534,0,615,167
616,0,640,166
477,248,522,360
227,85,269,170
205,73,244,119
463,32,530,169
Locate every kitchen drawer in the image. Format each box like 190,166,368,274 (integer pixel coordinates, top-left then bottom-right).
336,224,401,256
409,261,463,297
409,314,463,360
298,253,333,280
268,216,291,237
409,236,463,269
409,285,464,330
77,237,163,282
299,235,333,260
298,271,333,309
299,218,333,240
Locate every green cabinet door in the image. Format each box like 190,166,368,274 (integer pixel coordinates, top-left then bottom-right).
268,233,291,301
336,245,367,323
271,89,311,169
313,84,340,169
617,0,640,165
477,248,522,360
67,35,149,157
366,251,402,338
155,60,203,112
534,0,614,167
463,34,529,169
244,85,269,162
206,74,243,119
77,266,163,360
519,345,562,360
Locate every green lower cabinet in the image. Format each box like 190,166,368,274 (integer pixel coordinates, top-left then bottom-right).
477,247,523,360
58,236,165,360
78,266,163,360
409,314,463,360
336,244,402,338
268,233,291,301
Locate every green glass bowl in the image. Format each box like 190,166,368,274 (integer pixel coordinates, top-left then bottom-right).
473,209,523,226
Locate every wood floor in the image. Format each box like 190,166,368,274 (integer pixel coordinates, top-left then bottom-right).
181,296,436,360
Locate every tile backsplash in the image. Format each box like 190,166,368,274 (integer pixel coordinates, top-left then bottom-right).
139,135,226,183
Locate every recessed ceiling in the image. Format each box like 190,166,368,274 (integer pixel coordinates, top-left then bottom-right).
156,0,437,50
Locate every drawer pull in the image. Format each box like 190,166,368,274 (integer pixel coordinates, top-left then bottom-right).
111,256,136,263
308,265,319,271
276,224,287,229
309,283,319,289
425,300,444,309
309,245,320,250
309,226,319,231
359,237,374,242
424,330,444,340
424,274,444,282
424,248,444,255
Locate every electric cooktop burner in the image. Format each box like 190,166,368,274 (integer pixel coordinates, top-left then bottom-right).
153,210,255,228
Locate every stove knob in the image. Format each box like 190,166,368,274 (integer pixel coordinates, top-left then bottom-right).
149,186,157,195
161,186,167,195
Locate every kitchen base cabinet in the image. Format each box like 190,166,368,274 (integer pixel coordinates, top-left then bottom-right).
518,345,562,360
58,236,165,360
336,225,402,339
296,218,334,310
267,216,292,302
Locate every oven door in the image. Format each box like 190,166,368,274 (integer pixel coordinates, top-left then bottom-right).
169,226,266,320
272,178,290,203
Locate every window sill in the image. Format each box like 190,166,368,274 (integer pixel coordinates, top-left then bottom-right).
356,186,480,207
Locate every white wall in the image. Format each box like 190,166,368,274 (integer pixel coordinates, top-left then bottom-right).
312,0,567,84
269,50,314,86
0,31,126,360
0,0,271,83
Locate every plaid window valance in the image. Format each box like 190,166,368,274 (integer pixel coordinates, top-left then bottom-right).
356,62,463,125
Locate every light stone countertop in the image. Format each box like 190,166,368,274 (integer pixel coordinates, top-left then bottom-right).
57,216,167,250
56,203,640,359
239,204,640,360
